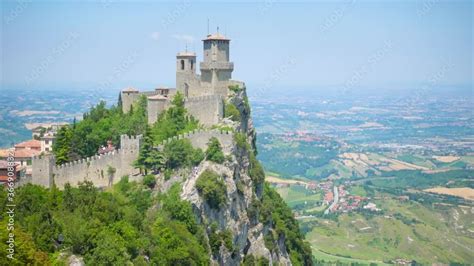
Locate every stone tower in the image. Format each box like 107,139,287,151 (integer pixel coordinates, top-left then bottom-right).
200,32,234,97
121,87,140,113
176,51,198,97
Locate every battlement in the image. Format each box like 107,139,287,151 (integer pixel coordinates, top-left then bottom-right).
31,134,142,189
141,90,159,97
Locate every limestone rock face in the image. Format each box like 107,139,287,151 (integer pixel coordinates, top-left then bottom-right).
179,87,292,265
181,159,290,265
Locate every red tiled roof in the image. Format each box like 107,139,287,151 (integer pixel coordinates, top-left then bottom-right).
15,139,41,149
12,149,41,158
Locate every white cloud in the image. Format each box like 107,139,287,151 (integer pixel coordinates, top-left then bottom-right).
150,32,160,41
172,34,194,43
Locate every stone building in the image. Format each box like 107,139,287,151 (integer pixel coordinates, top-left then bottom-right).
121,32,243,126
30,31,245,189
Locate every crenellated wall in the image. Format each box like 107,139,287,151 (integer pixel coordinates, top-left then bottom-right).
30,130,234,189
31,135,142,189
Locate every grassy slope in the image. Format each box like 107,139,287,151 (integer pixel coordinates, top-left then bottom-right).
304,197,474,264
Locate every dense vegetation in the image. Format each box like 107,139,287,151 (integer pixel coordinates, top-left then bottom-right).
0,178,210,265
195,169,227,209
38,89,314,265
259,184,313,265
205,137,225,163
53,92,198,165
224,102,241,122
53,96,148,164
257,133,340,179
375,169,474,189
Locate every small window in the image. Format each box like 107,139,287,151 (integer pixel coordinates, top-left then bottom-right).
190,60,194,70
180,60,185,70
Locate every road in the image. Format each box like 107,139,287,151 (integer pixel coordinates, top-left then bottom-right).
324,186,339,214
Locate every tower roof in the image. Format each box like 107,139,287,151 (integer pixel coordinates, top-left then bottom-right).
177,51,196,57
203,32,230,41
147,94,167,101
122,87,139,93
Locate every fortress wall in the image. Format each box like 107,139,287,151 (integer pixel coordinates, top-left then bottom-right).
157,129,233,154
142,91,159,97
121,91,140,113
53,151,122,188
147,99,168,124
177,72,202,97
31,135,142,189
32,154,55,187
185,95,224,126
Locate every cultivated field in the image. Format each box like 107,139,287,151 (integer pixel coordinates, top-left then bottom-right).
424,187,474,201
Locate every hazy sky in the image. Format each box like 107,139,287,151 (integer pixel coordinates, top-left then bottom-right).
1,0,472,92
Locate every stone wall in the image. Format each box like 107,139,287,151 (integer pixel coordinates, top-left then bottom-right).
185,95,224,126
121,91,140,113
147,98,168,124
30,130,234,189
31,135,142,189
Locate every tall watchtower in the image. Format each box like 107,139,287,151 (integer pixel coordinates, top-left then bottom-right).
176,51,197,97
200,32,234,97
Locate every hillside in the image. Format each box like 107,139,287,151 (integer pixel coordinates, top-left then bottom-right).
1,86,312,265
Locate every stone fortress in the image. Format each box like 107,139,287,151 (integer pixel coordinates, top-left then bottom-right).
31,31,244,188
121,31,244,126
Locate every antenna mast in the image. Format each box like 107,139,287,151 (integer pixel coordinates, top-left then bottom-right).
207,18,210,35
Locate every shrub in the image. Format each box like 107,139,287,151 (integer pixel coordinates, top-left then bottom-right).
249,153,265,186
142,175,156,189
224,102,241,122
164,139,204,169
228,84,241,93
195,170,227,209
234,132,249,151
206,137,225,163
164,169,172,181
208,223,233,255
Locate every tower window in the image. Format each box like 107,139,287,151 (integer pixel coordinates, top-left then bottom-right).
191,60,194,70
180,60,185,70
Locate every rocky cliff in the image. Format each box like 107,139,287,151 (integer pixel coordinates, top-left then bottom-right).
159,86,312,265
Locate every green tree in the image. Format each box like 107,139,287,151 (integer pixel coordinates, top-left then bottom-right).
0,221,49,266
151,218,208,265
206,137,225,163
195,169,227,209
151,92,199,143
163,139,203,169
53,125,73,164
86,229,130,265
134,125,154,174
142,174,156,189
224,102,241,122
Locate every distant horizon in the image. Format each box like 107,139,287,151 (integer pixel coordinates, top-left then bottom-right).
2,1,472,91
